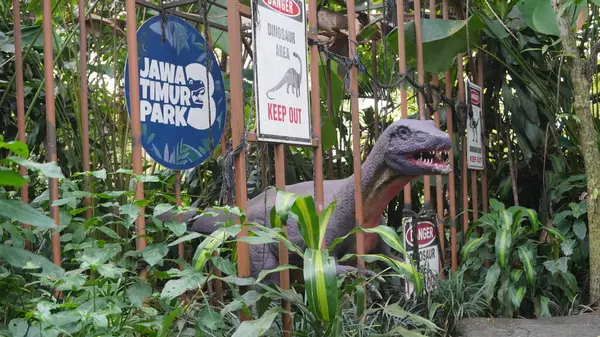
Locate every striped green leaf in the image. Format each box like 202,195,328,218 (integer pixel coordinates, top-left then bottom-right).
354,283,365,317
318,201,337,249
341,253,423,296
495,229,512,269
517,246,536,286
509,285,526,309
193,229,229,271
291,196,320,250
461,237,486,260
509,206,539,233
500,210,513,230
362,225,409,256
303,249,339,322
249,223,304,257
543,227,568,242
274,190,300,224
510,268,524,283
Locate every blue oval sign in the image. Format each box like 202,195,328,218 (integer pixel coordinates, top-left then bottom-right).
124,15,226,170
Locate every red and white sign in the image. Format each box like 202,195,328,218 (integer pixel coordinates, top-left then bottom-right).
466,80,484,170
251,0,312,146
402,217,440,298
405,221,436,247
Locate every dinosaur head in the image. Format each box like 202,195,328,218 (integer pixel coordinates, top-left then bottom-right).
382,118,452,176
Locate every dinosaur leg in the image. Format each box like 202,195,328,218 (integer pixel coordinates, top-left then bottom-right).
335,264,384,300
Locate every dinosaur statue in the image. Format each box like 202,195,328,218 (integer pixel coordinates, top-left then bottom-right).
158,118,452,285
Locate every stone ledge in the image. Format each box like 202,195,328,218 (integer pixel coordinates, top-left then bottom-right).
456,312,600,337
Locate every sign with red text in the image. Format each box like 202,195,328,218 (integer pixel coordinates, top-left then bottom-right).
251,0,312,145
402,217,440,298
466,80,484,170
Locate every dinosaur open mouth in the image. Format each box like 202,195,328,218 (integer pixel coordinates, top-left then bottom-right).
407,150,450,168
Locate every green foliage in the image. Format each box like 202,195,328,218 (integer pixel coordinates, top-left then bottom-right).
461,199,581,318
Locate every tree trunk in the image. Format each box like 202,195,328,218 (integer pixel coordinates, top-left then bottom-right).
552,0,600,306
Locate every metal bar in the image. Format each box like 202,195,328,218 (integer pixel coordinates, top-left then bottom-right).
13,0,30,251
326,58,335,178
414,0,431,207
275,144,292,336
135,0,251,35
478,54,488,213
126,0,147,261
443,0,457,273
372,39,379,139
346,0,365,273
175,171,184,262
79,0,92,220
309,0,325,219
430,0,445,278
456,57,469,235
397,0,411,209
226,0,251,320
42,0,61,267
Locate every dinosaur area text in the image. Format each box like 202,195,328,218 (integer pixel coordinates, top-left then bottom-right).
268,23,295,60
137,57,195,127
267,103,302,124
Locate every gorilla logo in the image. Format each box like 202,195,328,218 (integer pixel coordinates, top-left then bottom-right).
184,63,217,130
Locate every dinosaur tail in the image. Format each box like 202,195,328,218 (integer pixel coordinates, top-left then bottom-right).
266,78,288,100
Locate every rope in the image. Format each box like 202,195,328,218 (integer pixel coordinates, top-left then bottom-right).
309,38,460,116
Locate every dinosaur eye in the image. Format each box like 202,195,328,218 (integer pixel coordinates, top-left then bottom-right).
396,126,411,140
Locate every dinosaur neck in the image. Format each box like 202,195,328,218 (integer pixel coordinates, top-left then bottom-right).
336,145,416,229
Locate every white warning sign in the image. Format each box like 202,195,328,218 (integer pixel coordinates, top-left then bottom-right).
403,217,440,298
466,80,484,170
251,0,312,146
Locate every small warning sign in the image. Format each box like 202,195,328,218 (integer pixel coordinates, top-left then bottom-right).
403,217,440,298
251,0,312,146
466,79,484,170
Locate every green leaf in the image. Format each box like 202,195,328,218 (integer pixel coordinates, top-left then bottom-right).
518,246,536,286
483,263,501,303
489,199,505,211
291,196,320,250
509,285,526,309
165,221,187,237
0,170,27,187
382,303,441,331
495,229,512,269
160,271,206,300
0,244,64,276
8,156,64,178
154,203,174,217
192,229,229,271
535,296,552,318
256,264,300,283
386,16,484,73
570,202,587,218
318,201,336,249
127,282,152,307
8,318,28,337
0,140,29,157
561,239,576,256
167,232,203,247
0,199,56,229
362,225,409,256
461,237,486,260
97,262,126,278
303,249,339,322
158,306,184,337
343,253,423,295
143,243,169,267
231,307,284,337
95,226,121,239
274,189,300,224
509,206,539,232
573,220,587,240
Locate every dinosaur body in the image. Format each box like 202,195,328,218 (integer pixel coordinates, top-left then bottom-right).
266,52,302,100
179,118,452,283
